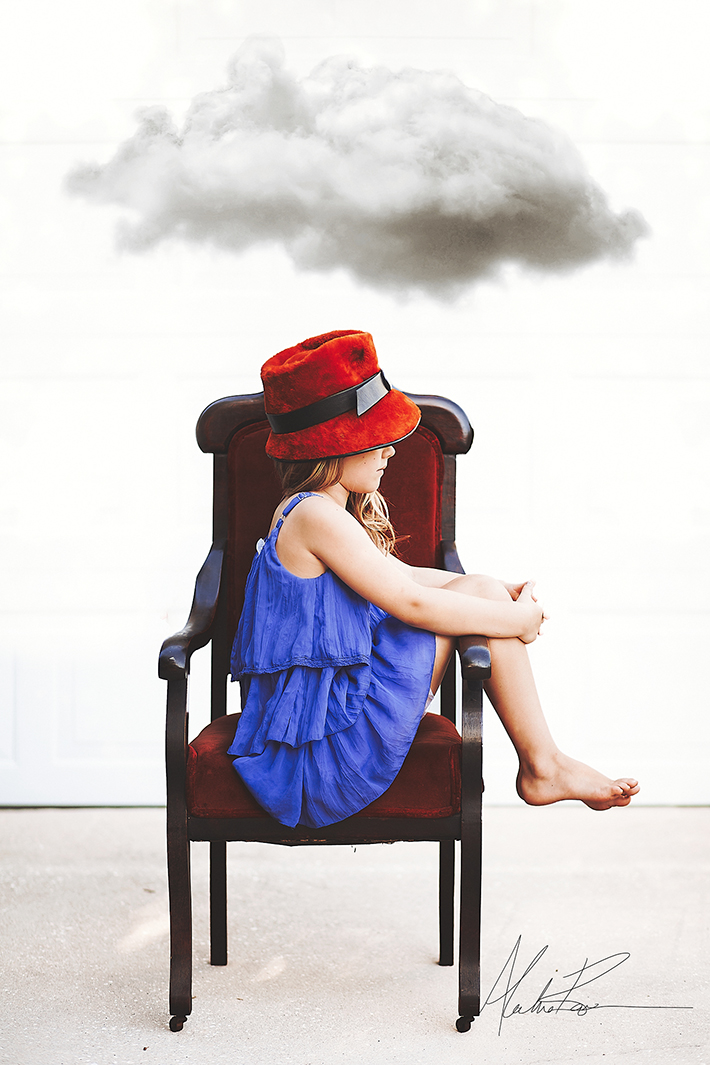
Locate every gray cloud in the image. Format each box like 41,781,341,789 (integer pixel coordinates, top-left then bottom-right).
67,36,649,298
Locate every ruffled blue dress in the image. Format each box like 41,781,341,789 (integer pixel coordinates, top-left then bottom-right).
228,492,436,828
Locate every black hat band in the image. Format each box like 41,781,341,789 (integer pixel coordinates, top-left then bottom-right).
266,371,391,435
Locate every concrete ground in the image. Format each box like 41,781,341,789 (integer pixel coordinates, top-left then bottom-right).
1,806,708,1065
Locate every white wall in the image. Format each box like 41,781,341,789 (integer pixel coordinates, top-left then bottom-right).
1,0,708,804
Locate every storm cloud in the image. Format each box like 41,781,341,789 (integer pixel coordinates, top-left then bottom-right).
67,37,648,298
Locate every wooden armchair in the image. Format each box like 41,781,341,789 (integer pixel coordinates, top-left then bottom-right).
159,391,490,1033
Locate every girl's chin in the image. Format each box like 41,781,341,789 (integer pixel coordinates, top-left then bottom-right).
340,475,383,494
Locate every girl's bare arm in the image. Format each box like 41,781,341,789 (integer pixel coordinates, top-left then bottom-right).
385,555,456,588
386,552,535,601
286,496,543,641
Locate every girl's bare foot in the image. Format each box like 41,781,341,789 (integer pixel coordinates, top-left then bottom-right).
516,752,640,811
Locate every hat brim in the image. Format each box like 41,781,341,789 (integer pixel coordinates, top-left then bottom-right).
265,387,421,461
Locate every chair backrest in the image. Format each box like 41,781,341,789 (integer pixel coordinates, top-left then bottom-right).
196,392,472,676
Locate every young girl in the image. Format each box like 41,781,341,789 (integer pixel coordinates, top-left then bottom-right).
229,329,639,828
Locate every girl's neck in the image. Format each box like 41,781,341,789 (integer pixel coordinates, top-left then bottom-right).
320,483,349,509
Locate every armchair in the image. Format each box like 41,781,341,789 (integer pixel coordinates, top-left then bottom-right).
159,391,490,1032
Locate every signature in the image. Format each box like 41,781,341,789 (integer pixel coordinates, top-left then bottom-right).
482,936,693,1036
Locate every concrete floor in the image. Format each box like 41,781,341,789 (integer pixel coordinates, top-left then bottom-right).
1,806,708,1065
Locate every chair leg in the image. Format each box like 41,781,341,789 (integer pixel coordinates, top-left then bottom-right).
438,839,455,966
456,675,483,1032
167,820,192,1030
210,841,228,965
456,813,482,1030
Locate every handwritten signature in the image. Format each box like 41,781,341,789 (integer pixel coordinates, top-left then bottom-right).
482,936,692,1036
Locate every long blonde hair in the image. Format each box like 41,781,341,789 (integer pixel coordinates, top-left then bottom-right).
273,457,396,555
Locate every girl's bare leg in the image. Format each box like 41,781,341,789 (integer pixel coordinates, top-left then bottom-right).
430,575,639,811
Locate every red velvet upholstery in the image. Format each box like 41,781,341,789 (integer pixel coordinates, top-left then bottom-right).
226,421,443,631
187,711,462,820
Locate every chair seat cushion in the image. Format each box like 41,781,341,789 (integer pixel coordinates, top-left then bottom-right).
187,712,461,820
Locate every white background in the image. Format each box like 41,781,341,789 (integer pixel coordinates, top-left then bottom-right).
1,0,708,804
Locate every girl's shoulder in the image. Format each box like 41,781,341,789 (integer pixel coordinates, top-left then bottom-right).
269,493,354,580
268,491,331,534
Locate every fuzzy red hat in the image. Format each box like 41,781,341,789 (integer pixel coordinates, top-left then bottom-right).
262,330,421,460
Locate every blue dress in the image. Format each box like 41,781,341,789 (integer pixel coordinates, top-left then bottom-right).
228,492,436,828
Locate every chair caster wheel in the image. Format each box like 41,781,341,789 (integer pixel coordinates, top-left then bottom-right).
169,1015,187,1032
456,1015,473,1032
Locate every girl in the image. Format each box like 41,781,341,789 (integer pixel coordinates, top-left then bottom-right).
229,329,639,828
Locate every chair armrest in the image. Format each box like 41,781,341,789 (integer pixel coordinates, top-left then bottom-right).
457,635,491,681
159,545,225,681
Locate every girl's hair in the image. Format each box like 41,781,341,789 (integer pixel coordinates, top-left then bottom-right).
273,457,397,555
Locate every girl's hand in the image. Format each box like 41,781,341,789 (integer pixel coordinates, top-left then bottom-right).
503,580,537,602
517,581,546,643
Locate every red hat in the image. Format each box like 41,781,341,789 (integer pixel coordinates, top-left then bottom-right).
262,330,421,460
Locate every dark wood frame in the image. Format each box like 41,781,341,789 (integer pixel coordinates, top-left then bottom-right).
159,392,490,1033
